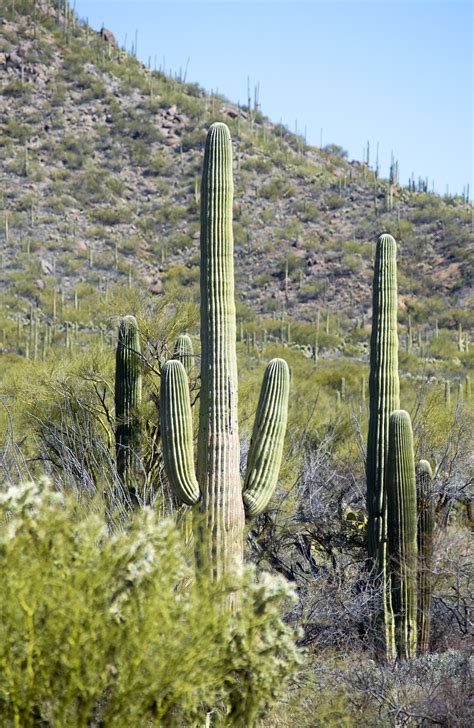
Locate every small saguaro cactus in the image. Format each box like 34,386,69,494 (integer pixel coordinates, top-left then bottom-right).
115,315,142,503
173,333,194,373
387,410,418,660
160,123,290,580
366,233,399,659
340,377,346,401
416,459,434,655
444,379,451,405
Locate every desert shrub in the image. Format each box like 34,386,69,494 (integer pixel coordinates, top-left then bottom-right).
260,177,296,201
0,477,300,727
323,143,348,159
90,206,130,225
180,128,207,152
242,156,273,174
325,194,345,210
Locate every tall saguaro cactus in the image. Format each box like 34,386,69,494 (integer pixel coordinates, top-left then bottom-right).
160,123,290,580
387,410,418,660
416,459,434,655
366,233,399,658
115,315,142,503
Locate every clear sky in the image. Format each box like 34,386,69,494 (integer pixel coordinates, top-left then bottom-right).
74,0,473,195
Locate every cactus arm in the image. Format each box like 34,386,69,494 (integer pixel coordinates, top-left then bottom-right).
160,360,200,506
243,359,290,517
416,459,434,655
387,410,418,660
114,315,142,502
173,333,194,374
196,123,245,578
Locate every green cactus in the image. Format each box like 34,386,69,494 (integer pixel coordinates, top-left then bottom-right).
161,124,290,579
366,233,399,659
173,333,194,373
444,379,451,405
243,358,290,516
340,377,346,400
416,459,434,656
115,315,142,504
160,360,200,506
387,410,418,660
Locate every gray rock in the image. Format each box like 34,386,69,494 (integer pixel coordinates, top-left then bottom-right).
99,28,117,45
40,259,54,275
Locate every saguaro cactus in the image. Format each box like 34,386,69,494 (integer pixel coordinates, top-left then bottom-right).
173,333,194,373
366,233,400,658
387,410,418,660
416,459,434,655
160,123,290,579
115,315,142,503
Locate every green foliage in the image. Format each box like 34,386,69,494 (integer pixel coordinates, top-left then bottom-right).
0,477,300,727
259,176,296,201
326,194,345,210
323,143,349,159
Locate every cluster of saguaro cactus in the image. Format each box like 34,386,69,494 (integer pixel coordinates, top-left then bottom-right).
114,315,142,503
160,123,290,578
367,233,439,661
386,410,418,660
366,233,399,659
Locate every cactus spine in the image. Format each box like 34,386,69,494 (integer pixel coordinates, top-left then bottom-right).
161,124,289,580
416,459,434,655
387,410,418,660
115,315,142,503
366,233,399,659
173,333,194,373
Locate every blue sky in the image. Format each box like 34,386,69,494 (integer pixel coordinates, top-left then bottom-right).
74,1,472,195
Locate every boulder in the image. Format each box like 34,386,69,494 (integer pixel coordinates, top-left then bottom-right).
149,278,164,295
40,258,53,275
163,135,181,147
7,51,22,67
99,27,117,45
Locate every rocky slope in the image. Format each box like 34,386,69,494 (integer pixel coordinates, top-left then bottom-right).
1,0,472,340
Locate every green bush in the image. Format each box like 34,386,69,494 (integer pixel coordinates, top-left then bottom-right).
0,477,300,727
325,194,345,210
260,177,296,201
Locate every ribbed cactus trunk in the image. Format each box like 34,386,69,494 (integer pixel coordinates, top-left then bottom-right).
173,333,194,374
366,233,399,659
243,358,290,516
387,410,418,660
115,315,142,504
416,459,434,655
196,123,245,579
160,124,290,586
